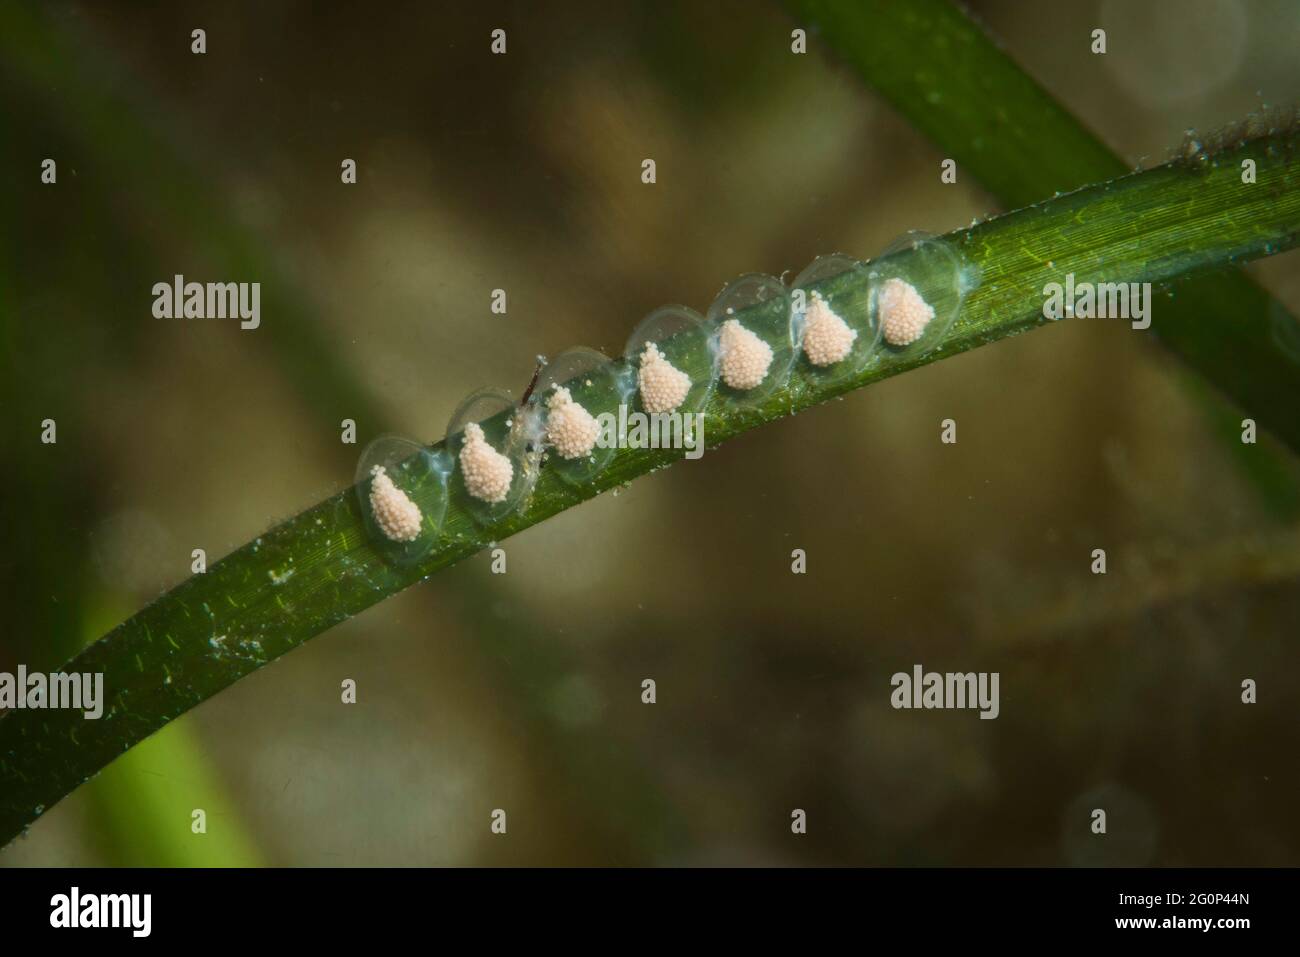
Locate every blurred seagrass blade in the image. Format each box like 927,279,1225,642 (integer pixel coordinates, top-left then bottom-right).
4,126,1300,847
787,0,1300,461
0,3,389,437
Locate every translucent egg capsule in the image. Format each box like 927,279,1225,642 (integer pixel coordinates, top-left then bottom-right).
355,434,450,566
624,305,716,416
791,254,880,384
868,232,978,358
532,346,631,486
446,387,541,525
707,273,796,406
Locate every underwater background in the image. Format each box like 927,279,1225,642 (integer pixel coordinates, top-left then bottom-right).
3,0,1299,865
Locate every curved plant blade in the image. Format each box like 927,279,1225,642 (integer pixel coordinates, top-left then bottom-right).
4,128,1300,846
0,4,696,861
788,0,1300,460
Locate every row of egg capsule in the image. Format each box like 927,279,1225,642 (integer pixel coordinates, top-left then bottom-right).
358,232,977,565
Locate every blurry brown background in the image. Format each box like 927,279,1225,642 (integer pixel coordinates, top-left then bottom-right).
2,0,1298,866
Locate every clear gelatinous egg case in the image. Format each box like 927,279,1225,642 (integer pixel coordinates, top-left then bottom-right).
707,272,797,407
446,387,541,525
624,305,716,417
791,254,880,385
532,346,632,486
868,231,978,359
355,433,450,565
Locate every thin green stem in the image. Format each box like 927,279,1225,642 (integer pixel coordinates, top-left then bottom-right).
0,3,693,860
788,0,1300,461
4,130,1300,846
